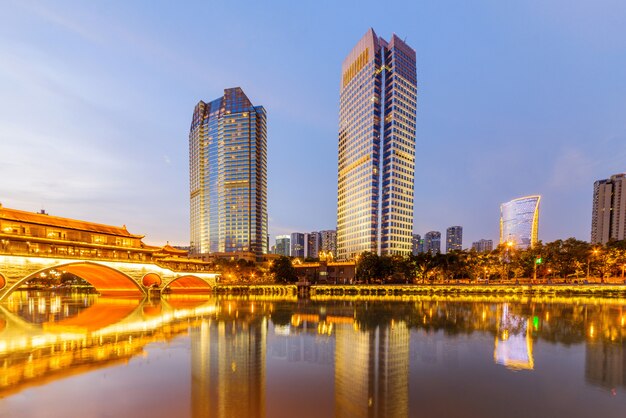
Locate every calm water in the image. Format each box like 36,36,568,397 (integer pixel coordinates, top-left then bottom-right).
0,291,625,418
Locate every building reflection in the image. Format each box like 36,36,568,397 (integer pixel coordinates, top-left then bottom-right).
494,303,534,370
334,320,409,418
190,305,267,418
584,305,626,390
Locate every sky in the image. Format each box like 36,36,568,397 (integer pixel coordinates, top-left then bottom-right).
1,0,625,248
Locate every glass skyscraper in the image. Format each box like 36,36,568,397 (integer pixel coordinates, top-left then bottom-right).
500,195,540,250
445,226,463,253
337,28,417,260
189,88,268,259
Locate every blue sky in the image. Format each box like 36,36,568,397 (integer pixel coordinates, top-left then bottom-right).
1,0,625,247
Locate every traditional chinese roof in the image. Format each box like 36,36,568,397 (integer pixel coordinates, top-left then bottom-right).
0,205,144,239
160,244,188,256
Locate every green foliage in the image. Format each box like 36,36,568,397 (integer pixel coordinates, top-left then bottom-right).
270,256,298,283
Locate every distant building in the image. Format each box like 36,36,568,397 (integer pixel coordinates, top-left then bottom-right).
189,87,267,260
500,196,541,250
411,234,421,255
319,230,337,257
417,239,425,254
591,173,626,244
424,231,441,254
275,235,290,257
445,226,463,253
472,239,493,252
304,232,320,259
290,233,305,258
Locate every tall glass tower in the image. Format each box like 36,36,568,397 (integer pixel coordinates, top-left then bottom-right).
337,28,417,260
189,88,268,259
500,195,540,250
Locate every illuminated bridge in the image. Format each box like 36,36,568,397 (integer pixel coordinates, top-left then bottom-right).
0,205,219,300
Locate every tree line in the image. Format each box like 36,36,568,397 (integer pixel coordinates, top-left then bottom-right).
355,238,626,283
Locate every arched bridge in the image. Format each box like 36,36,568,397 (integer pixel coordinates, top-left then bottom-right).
0,255,219,301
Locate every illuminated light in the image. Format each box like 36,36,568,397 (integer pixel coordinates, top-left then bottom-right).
589,324,595,338
533,316,539,330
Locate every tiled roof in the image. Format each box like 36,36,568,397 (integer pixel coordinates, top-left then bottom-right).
0,206,143,239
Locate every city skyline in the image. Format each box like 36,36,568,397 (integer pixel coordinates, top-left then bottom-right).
1,2,626,248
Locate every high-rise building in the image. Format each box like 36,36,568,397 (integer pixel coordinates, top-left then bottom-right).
591,173,626,244
500,196,540,250
445,226,463,253
471,239,493,252
424,231,441,254
337,28,417,260
189,87,268,260
411,233,421,255
290,233,305,258
319,229,338,257
275,235,290,257
304,232,321,259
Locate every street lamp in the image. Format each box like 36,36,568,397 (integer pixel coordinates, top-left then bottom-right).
586,248,599,282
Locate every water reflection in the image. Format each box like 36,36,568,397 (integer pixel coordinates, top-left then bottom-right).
0,292,625,417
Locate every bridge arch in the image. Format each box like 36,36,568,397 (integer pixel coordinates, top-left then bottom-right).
165,275,212,293
3,261,145,299
142,273,162,288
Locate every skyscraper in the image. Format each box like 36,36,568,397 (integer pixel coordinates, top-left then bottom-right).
337,29,417,260
424,231,441,254
500,196,540,250
290,232,305,258
591,173,626,244
445,226,463,253
189,87,268,260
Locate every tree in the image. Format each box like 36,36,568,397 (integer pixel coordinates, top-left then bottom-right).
270,256,297,283
356,252,379,283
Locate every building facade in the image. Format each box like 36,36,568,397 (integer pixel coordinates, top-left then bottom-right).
424,231,441,255
290,233,305,258
411,233,421,255
591,173,626,244
304,232,320,259
337,28,417,260
274,235,290,257
189,87,268,260
319,229,338,258
500,196,541,250
471,239,493,252
445,226,463,253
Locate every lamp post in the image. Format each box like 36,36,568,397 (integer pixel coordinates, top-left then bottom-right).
587,249,599,282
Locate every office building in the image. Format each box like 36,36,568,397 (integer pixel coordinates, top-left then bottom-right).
275,235,290,257
591,173,626,244
424,231,441,254
471,239,493,252
445,226,463,253
336,28,417,260
189,87,268,260
290,232,305,258
500,195,540,250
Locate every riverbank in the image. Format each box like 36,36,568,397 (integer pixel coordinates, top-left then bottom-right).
209,283,626,299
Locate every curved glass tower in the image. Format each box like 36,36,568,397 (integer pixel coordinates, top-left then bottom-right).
337,29,417,260
499,196,541,250
189,88,268,259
